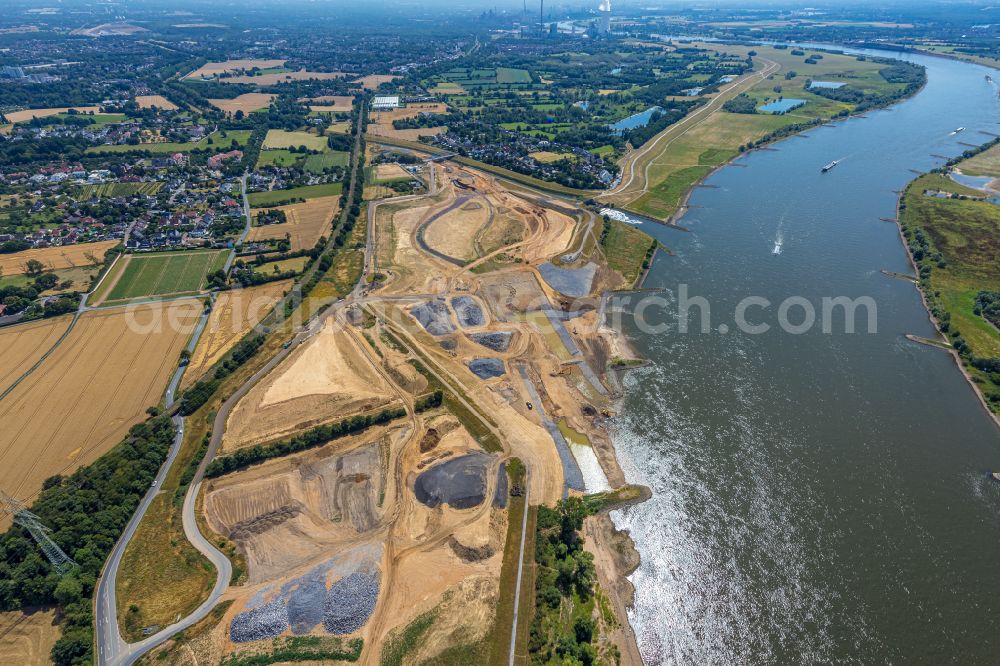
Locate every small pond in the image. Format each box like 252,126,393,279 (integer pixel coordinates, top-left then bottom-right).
758,98,806,113
608,106,662,134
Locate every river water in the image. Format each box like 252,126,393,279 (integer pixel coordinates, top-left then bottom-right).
610,47,1000,664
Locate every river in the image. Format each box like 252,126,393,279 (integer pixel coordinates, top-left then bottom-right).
610,47,1000,664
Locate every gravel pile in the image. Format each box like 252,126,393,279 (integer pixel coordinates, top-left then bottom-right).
439,337,457,351
467,357,506,379
538,262,598,298
469,331,512,352
230,598,288,643
323,571,380,634
287,568,328,634
410,300,455,336
451,296,485,328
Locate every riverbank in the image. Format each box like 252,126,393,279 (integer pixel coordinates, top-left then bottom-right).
606,41,928,226
892,177,1000,431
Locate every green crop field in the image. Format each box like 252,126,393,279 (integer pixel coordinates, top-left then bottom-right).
75,181,163,201
256,149,299,168
304,150,349,173
99,250,228,302
246,182,343,206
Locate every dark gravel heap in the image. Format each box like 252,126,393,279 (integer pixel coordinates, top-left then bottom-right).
410,300,455,336
451,296,485,328
322,571,380,634
287,568,328,634
468,357,505,379
469,331,513,352
230,598,288,643
414,452,491,509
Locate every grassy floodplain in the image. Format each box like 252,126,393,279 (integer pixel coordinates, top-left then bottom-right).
608,44,924,220
899,148,1000,416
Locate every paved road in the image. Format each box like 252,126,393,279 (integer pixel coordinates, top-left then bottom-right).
96,103,368,666
94,414,186,666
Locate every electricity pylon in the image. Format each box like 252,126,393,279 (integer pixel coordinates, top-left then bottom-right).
1,493,77,575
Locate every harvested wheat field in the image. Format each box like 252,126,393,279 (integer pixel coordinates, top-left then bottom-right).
374,164,411,181
3,106,101,123
303,95,354,112
0,609,60,666
0,316,73,392
208,93,275,116
224,70,348,85
185,59,286,79
352,74,399,90
205,432,393,583
224,320,396,450
367,124,444,141
368,104,448,126
135,95,178,111
0,301,200,510
0,240,117,274
180,281,291,390
247,196,339,251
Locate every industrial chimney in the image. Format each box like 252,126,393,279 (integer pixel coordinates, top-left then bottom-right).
598,0,611,35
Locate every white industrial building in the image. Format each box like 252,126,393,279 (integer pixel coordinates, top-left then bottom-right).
372,96,401,110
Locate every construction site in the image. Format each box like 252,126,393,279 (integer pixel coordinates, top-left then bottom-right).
128,155,648,665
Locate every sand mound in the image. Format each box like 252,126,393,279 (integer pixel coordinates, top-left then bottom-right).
225,321,393,449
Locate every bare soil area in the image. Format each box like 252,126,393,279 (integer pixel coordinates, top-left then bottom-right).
224,320,396,450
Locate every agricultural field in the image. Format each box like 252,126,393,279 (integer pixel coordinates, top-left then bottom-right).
0,316,73,392
246,182,343,207
247,195,340,251
184,59,287,80
93,249,228,304
367,103,448,142
352,74,399,90
208,93,276,116
262,129,329,151
0,264,96,295
0,609,60,666
3,106,101,123
87,129,252,155
303,95,354,112
74,181,162,200
0,302,199,507
0,239,117,274
180,280,291,390
134,95,178,110
258,255,308,274
304,150,350,172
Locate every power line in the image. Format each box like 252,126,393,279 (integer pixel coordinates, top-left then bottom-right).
1,492,77,575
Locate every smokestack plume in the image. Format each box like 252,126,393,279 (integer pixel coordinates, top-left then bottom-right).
599,0,611,11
